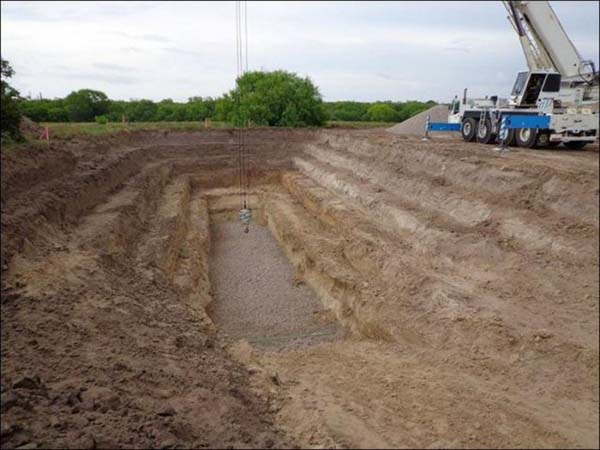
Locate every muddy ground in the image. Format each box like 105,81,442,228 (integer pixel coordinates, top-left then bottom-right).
1,129,598,449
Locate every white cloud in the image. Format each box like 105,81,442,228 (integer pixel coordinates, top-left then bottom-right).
1,1,598,102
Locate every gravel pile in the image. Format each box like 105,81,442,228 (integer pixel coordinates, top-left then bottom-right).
208,221,341,351
387,104,450,135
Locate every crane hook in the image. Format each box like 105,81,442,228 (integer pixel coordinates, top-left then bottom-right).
240,208,251,233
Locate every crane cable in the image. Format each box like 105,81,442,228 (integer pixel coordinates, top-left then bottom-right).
235,1,243,209
236,1,251,232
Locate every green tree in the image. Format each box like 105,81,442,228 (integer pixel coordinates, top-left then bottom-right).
47,104,69,122
155,99,188,121
21,100,51,122
393,100,435,122
1,57,23,141
366,103,398,122
124,99,157,122
107,100,127,122
21,99,68,122
323,101,370,121
221,70,326,127
186,97,215,121
64,89,109,122
214,95,234,122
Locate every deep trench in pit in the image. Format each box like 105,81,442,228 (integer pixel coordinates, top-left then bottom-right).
206,196,343,351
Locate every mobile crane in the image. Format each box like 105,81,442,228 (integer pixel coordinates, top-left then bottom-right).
447,0,599,149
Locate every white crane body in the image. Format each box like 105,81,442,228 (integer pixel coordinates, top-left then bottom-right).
447,0,598,149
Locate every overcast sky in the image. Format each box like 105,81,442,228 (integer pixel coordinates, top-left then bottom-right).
1,1,599,102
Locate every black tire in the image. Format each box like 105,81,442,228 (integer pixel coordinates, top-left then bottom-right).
564,141,587,150
535,131,551,148
476,118,497,144
515,128,538,148
461,118,477,142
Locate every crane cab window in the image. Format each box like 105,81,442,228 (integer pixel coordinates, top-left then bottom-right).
522,73,546,105
512,72,529,96
450,99,460,114
542,73,561,92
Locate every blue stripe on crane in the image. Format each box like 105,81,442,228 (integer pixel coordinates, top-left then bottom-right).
427,114,550,133
503,114,551,129
428,123,461,131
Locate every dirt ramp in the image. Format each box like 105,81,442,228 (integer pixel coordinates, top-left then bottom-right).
387,104,450,135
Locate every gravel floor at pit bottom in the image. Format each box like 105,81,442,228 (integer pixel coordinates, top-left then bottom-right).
208,221,342,351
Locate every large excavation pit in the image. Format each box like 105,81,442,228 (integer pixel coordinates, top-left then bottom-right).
2,129,598,449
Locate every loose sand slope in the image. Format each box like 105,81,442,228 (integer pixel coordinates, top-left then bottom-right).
387,104,450,135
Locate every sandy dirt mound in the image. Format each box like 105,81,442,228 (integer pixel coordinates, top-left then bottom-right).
387,104,450,135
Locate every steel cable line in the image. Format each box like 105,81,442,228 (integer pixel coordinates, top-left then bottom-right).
235,1,251,231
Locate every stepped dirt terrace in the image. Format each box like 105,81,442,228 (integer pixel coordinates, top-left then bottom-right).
1,128,598,449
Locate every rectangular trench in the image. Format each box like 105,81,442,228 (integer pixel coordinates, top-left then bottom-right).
205,193,343,351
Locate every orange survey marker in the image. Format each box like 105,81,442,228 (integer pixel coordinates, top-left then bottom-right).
39,126,50,141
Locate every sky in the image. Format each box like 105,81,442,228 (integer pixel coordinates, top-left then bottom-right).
1,1,599,103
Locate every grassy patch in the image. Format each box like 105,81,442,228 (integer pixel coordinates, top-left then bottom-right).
41,121,230,139
15,120,394,142
325,121,395,129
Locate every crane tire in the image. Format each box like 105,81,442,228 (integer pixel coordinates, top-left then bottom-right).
515,128,538,148
476,118,497,144
535,131,552,148
461,118,477,142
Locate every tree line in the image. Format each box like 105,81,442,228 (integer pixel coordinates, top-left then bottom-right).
21,92,435,125
3,57,436,142
325,100,436,122
20,92,218,124
22,93,436,126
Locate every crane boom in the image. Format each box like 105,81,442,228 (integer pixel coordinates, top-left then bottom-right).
502,1,588,80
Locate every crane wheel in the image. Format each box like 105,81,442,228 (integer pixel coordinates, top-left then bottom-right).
535,131,551,148
476,118,497,144
461,118,477,142
515,128,538,148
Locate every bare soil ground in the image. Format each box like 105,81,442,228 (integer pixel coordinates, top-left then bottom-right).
1,128,598,449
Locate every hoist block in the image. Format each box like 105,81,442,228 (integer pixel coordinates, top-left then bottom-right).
240,208,252,226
